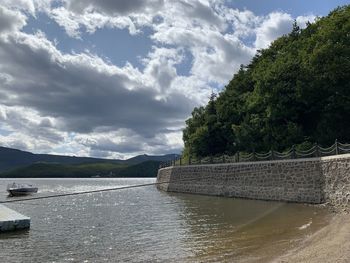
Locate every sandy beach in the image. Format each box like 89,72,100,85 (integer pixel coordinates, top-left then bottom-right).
274,212,350,263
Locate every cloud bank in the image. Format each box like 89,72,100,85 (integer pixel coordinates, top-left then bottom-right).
0,0,316,158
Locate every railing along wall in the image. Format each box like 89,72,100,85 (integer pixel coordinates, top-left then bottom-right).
159,140,350,168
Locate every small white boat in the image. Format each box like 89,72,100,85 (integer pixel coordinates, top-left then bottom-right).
7,182,38,196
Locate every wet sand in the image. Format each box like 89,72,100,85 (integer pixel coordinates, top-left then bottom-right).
274,212,350,263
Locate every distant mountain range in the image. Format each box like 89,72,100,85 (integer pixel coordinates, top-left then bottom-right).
0,146,179,177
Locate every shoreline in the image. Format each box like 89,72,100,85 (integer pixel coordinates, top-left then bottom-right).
274,210,350,263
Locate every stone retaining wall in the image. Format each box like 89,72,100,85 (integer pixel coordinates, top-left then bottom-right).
157,154,350,207
321,155,350,208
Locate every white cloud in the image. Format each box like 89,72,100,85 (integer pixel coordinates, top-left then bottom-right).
0,6,26,34
50,6,139,38
149,4,255,83
254,12,293,49
0,0,35,14
143,47,184,94
0,19,194,156
169,75,211,105
75,128,183,158
0,105,65,153
0,105,64,142
255,12,316,49
65,0,164,16
39,1,316,87
296,14,316,28
0,31,194,132
0,0,51,15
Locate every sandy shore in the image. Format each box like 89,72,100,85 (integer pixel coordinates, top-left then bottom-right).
274,212,350,263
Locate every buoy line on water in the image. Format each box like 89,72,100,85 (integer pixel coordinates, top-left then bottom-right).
0,178,196,204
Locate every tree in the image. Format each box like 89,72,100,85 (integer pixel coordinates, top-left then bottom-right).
183,5,350,156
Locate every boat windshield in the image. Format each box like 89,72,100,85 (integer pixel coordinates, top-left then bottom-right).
7,182,34,189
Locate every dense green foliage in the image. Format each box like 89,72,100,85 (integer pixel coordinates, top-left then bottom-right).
0,161,161,178
183,6,350,157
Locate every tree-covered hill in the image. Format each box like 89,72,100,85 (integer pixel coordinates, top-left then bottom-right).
183,5,350,157
0,146,123,172
0,146,178,173
0,161,162,178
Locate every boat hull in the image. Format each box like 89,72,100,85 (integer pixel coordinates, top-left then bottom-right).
7,188,38,196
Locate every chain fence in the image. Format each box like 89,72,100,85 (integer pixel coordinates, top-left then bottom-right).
160,140,350,168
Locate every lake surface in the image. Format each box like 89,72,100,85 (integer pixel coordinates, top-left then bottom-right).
0,178,331,262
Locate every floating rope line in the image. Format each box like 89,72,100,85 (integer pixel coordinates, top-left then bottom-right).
0,180,183,204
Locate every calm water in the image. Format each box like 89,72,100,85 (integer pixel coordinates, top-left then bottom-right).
0,178,331,263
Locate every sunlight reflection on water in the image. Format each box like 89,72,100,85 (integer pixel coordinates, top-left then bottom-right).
0,178,331,263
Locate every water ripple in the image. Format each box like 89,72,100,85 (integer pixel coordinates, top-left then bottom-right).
0,178,331,262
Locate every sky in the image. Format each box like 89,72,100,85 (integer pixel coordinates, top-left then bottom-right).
0,0,348,159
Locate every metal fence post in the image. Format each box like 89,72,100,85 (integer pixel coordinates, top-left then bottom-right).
189,156,191,165
335,139,339,155
292,145,296,159
271,150,275,160
223,155,226,163
315,143,319,157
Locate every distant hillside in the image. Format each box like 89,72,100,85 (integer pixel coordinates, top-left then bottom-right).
0,161,161,178
118,161,163,177
0,146,119,172
0,146,178,173
126,153,180,164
